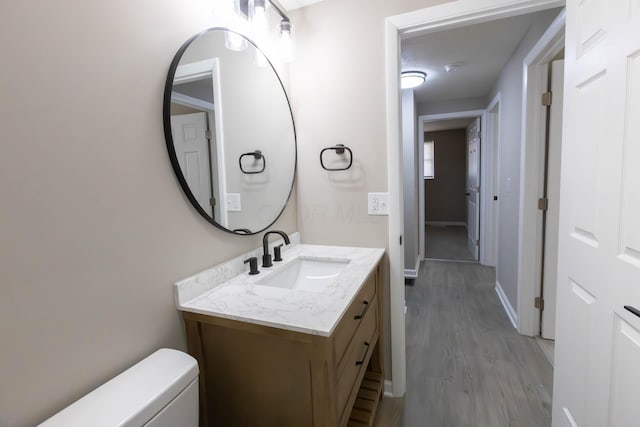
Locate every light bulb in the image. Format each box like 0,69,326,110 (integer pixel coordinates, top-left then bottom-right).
279,20,294,63
250,0,268,37
225,31,247,52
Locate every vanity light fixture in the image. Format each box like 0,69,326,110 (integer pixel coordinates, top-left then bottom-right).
223,0,295,62
401,71,427,89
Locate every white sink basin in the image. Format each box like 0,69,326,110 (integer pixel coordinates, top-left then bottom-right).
257,257,350,292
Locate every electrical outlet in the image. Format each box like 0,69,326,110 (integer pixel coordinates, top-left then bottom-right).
368,192,389,215
226,193,241,212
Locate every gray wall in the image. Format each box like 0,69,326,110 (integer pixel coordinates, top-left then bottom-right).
424,129,467,222
0,2,297,426
487,8,561,310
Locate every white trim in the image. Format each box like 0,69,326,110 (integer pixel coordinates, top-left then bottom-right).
391,0,564,39
174,59,217,83
384,19,407,399
403,258,421,279
495,281,518,329
383,380,394,397
418,128,426,260
171,92,215,111
419,110,486,123
516,10,565,336
418,110,484,266
210,58,229,228
480,92,501,267
426,221,467,227
384,0,565,399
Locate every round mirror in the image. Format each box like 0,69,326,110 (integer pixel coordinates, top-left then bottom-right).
163,28,296,235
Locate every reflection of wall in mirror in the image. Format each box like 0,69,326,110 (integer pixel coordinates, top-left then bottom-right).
179,30,296,233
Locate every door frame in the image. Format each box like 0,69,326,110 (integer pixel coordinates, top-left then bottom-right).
516,10,565,336
384,0,565,397
418,110,487,264
483,93,502,268
173,58,229,227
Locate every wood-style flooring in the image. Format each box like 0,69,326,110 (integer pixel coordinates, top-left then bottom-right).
425,225,476,262
374,260,553,427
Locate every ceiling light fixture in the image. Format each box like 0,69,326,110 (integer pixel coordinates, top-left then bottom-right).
401,71,427,89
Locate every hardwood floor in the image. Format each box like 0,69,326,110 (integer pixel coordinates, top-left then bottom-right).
374,260,553,427
425,225,476,262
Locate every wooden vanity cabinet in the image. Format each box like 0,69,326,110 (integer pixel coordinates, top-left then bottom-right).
182,263,384,427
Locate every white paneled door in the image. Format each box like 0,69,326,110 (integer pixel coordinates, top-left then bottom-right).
467,118,480,260
170,112,213,217
552,1,640,426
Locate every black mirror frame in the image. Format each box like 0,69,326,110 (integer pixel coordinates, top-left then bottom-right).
162,27,297,236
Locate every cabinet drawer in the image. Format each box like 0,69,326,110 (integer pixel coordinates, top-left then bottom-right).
336,298,378,421
333,273,376,368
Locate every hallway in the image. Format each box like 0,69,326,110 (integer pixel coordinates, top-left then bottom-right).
425,225,476,261
376,260,553,426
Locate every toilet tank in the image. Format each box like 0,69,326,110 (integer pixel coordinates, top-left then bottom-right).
39,349,199,427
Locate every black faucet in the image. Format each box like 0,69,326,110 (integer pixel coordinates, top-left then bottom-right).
262,230,290,267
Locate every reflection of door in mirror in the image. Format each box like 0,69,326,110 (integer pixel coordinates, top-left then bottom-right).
170,113,215,218
170,58,228,226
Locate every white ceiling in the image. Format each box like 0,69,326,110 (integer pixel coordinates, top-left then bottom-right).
401,11,549,105
278,0,325,11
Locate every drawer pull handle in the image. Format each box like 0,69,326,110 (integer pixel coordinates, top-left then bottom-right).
354,301,369,320
355,341,370,366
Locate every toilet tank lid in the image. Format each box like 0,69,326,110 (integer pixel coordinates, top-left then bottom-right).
38,349,198,427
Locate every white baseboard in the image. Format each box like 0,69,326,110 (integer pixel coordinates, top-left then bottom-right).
495,281,518,329
426,221,467,227
384,380,394,397
403,258,421,279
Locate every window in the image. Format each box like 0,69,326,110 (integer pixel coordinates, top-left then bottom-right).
424,141,434,179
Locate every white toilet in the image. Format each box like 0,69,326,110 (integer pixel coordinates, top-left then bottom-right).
39,348,199,427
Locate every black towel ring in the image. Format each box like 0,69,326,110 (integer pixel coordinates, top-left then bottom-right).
239,150,266,174
320,144,353,171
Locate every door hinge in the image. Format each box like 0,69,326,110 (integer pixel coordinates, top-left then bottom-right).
476,186,480,192
538,197,548,211
476,239,480,246
210,197,216,207
535,297,545,310
206,130,213,140
541,91,552,106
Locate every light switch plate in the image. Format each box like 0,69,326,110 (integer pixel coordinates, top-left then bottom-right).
226,193,241,212
368,192,389,215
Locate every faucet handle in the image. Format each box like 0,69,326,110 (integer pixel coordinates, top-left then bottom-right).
243,257,260,275
273,244,284,262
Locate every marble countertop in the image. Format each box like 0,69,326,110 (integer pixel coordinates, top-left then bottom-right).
175,242,385,336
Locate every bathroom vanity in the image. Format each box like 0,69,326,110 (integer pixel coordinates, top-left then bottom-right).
175,242,385,427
